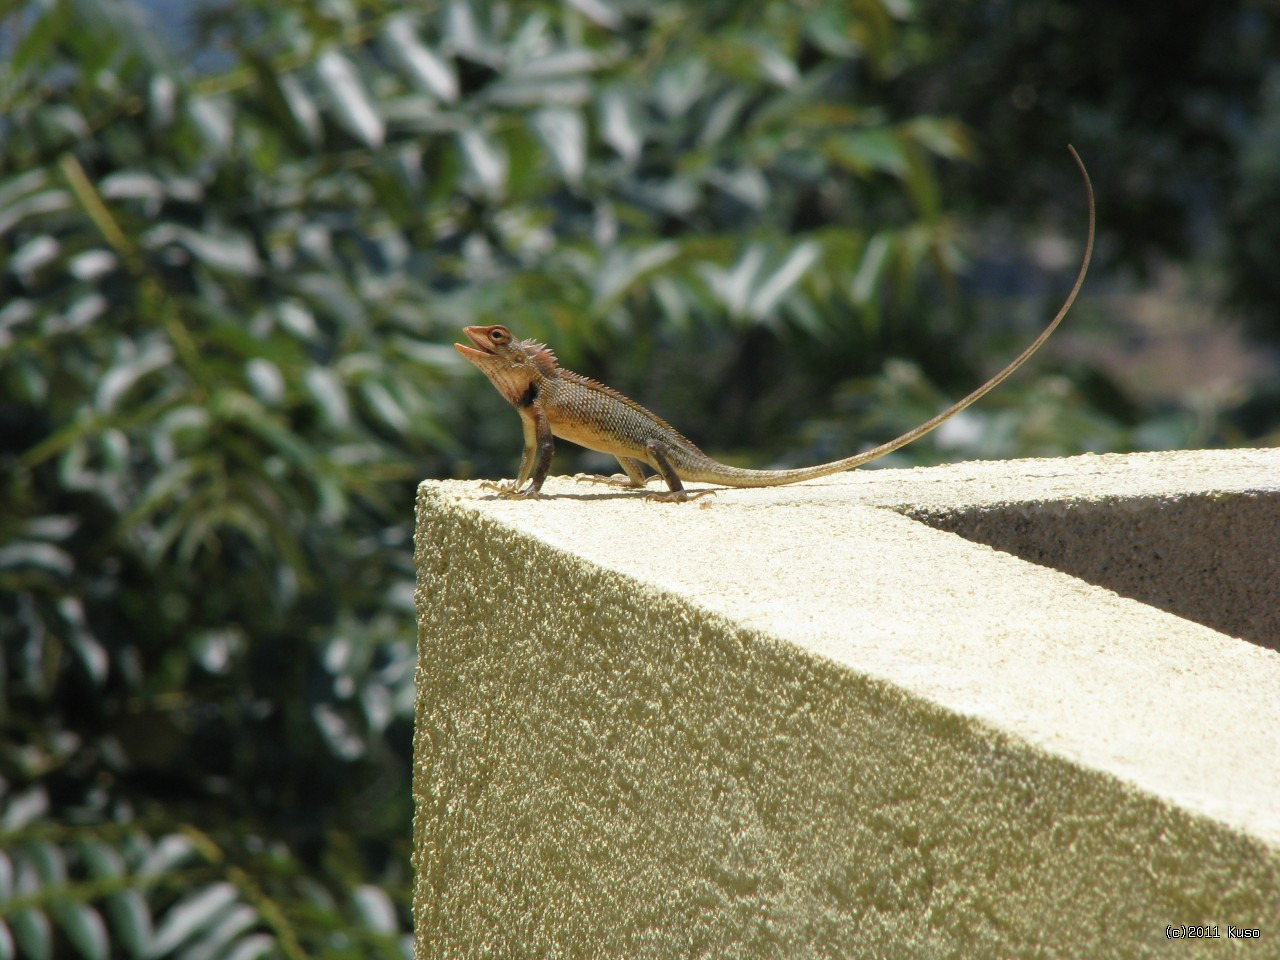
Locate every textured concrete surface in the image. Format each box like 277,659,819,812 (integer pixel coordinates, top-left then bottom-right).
413,449,1280,958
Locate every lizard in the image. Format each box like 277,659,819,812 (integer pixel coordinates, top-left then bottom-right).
455,146,1094,502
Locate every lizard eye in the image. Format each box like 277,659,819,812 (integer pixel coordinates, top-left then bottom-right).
489,329,507,344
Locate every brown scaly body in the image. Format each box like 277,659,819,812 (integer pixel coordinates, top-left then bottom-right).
455,148,1095,502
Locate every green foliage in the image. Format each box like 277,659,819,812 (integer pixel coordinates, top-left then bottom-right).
0,0,990,956
0,812,406,960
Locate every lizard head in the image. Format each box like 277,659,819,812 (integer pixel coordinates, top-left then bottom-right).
455,324,559,407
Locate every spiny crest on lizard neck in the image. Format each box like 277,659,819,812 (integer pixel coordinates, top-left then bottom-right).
516,338,559,376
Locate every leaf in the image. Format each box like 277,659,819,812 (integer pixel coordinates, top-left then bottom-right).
599,87,642,162
58,597,108,685
852,232,894,305
827,128,909,178
749,241,821,319
565,0,622,29
316,50,385,148
188,96,234,153
11,1,66,76
135,835,197,879
178,905,258,960
145,223,261,275
104,891,150,960
698,89,749,148
0,170,49,213
903,116,972,160
245,56,315,149
45,293,107,334
149,883,240,957
68,249,117,280
707,167,769,209
653,58,710,119
651,275,691,328
593,241,679,306
276,300,320,341
149,74,177,129
277,74,323,145
99,172,166,203
193,627,246,674
78,840,123,880
0,542,74,577
0,788,49,831
804,5,861,57
304,367,352,429
123,461,196,545
0,189,73,237
20,515,79,540
444,0,487,59
245,358,285,406
360,380,411,435
510,49,601,81
752,43,800,89
142,484,206,567
312,703,365,760
629,177,699,216
296,274,363,328
25,840,66,886
531,108,585,185
51,901,108,960
221,391,314,465
9,235,60,279
43,105,91,144
382,15,459,102
95,339,175,413
352,885,397,935
701,244,764,318
322,635,357,677
901,148,941,218
222,934,276,960
150,404,211,465
0,299,36,348
894,222,935,295
9,909,51,960
457,128,507,198
361,683,393,734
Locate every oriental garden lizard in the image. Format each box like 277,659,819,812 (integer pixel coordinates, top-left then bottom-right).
455,147,1094,502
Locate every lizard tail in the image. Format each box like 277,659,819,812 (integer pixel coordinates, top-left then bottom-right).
685,144,1095,489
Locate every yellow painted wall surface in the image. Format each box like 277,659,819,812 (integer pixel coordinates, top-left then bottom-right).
413,454,1280,958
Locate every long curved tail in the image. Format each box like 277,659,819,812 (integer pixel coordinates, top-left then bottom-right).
685,145,1095,488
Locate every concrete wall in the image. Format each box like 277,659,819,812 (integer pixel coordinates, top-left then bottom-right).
413,450,1280,958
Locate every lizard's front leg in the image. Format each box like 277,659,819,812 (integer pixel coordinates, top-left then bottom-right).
483,405,553,498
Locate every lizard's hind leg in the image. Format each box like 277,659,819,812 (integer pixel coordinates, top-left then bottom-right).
573,456,651,488
643,440,714,502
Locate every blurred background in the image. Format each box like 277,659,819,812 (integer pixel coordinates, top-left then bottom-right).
1,1,1276,957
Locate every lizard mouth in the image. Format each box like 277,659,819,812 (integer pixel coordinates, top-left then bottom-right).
454,326,496,360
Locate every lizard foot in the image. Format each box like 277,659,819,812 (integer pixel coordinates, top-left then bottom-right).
480,480,542,499
572,473,646,488
645,489,716,503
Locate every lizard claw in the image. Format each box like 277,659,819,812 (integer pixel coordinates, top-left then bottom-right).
480,480,542,499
